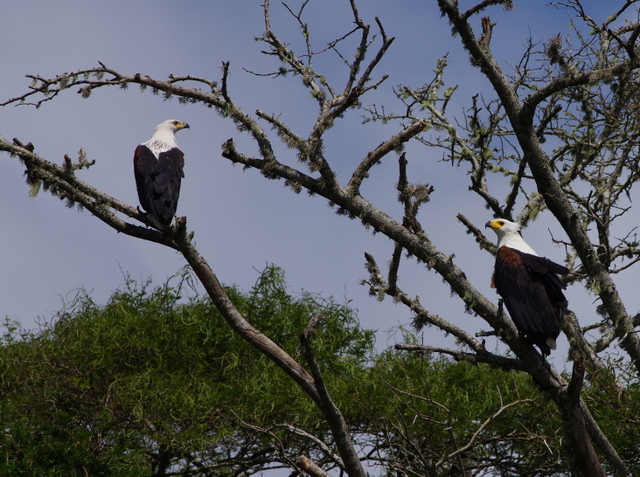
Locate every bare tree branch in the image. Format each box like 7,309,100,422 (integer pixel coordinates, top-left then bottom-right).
300,312,366,476
437,398,535,467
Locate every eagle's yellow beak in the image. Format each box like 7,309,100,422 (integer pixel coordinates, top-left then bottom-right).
485,219,504,229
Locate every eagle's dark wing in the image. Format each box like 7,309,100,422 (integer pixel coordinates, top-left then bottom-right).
494,246,568,355
134,145,184,228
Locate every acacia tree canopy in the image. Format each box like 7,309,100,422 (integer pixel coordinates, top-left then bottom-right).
0,265,376,475
2,0,640,475
6,265,638,476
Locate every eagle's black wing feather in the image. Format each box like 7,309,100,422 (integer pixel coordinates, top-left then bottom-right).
494,247,568,355
134,145,157,216
134,145,184,228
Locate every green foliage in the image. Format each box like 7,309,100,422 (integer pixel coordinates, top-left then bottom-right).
355,348,565,476
583,365,640,474
0,265,374,475
2,265,639,475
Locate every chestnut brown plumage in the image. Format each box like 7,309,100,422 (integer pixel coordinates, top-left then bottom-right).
486,219,569,356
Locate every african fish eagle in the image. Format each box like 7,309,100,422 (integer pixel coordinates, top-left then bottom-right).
485,219,569,356
134,119,190,230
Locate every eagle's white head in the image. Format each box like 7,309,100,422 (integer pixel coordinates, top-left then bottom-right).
485,218,538,256
154,119,190,135
143,119,190,155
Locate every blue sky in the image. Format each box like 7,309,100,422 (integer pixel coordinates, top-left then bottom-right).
0,0,634,374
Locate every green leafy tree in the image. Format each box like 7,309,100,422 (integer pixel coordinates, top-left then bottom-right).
3,0,640,475
3,265,628,476
3,268,640,475
0,265,374,475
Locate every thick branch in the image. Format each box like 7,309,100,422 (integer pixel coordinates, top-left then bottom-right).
395,343,527,372
300,313,366,477
297,456,332,477
174,226,319,401
439,0,640,372
557,359,606,477
1,136,171,244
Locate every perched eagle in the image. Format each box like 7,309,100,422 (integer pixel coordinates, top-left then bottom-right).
134,119,190,230
485,219,569,356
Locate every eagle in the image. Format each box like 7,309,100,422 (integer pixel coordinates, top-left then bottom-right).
485,219,569,356
134,119,190,230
